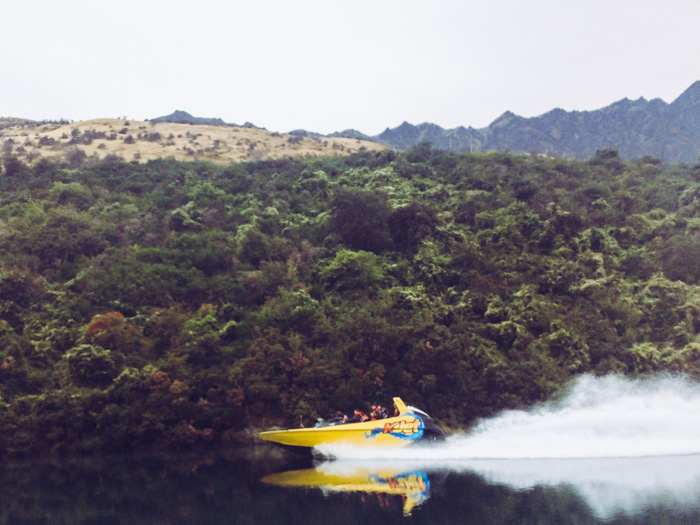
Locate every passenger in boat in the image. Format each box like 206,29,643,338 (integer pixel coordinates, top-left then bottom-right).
327,411,346,424
370,404,388,420
347,409,369,423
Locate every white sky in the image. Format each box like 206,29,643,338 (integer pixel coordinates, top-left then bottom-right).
2,0,699,135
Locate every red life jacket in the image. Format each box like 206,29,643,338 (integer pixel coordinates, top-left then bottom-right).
371,406,385,420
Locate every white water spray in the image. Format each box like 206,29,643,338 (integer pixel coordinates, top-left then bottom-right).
313,375,700,519
317,374,700,460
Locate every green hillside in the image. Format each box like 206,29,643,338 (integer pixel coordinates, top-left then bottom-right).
1,147,700,456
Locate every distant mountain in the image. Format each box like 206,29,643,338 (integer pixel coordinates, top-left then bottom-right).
378,122,481,152
148,110,230,127
327,129,374,141
375,81,700,163
151,83,700,162
148,110,266,130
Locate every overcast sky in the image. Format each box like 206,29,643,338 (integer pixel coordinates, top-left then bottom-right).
2,0,699,135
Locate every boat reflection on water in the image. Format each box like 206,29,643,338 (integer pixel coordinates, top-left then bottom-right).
261,461,431,516
262,453,700,521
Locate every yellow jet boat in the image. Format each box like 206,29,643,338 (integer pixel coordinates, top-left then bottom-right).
258,397,445,452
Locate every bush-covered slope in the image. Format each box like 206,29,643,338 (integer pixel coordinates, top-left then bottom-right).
1,147,700,456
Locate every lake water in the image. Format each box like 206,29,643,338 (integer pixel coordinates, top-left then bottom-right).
3,451,700,524
4,374,700,524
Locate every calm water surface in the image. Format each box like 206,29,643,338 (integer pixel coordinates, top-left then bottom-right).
2,449,700,524
5,375,700,523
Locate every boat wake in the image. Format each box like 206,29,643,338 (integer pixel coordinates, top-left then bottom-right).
312,374,700,519
316,373,700,460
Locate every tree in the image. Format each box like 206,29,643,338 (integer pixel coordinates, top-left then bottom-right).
405,141,434,163
388,202,437,253
329,188,393,253
65,148,87,169
83,312,147,356
590,148,624,174
320,249,384,292
63,344,119,387
2,155,26,177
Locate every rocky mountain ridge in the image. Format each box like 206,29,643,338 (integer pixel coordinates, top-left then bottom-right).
372,81,700,163
6,81,700,164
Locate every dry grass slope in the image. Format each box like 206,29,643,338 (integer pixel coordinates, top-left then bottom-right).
0,118,387,165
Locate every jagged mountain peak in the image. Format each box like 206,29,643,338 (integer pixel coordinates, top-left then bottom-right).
490,110,523,127
601,96,650,113
375,81,700,162
672,80,700,109
396,121,417,131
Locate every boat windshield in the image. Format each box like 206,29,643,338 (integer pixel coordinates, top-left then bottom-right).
407,406,432,418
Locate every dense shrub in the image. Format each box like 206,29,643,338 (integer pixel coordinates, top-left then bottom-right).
1,149,700,456
329,188,393,253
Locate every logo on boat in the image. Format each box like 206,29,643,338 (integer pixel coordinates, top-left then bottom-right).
364,415,425,441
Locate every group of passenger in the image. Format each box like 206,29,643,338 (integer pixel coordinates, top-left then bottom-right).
327,403,392,425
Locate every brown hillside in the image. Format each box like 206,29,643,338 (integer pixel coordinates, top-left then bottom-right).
0,118,387,165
